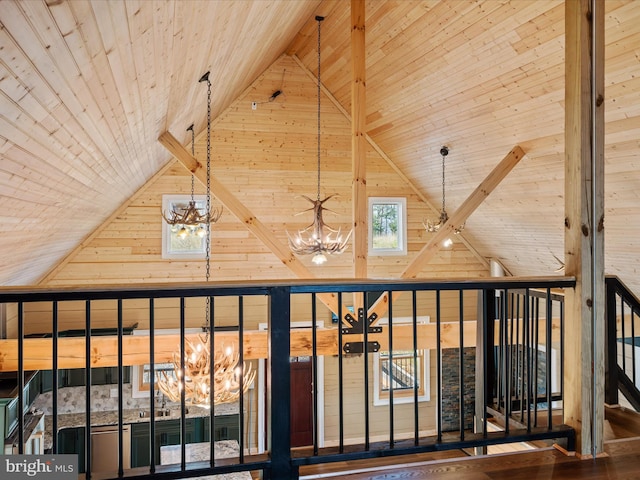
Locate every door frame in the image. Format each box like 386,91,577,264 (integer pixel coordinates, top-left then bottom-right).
257,321,325,453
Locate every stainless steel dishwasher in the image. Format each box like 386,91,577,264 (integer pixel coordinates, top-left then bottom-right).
91,424,131,473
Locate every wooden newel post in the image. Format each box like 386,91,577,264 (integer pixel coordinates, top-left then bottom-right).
564,0,605,458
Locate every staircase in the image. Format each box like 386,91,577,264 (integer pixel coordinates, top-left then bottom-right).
605,276,640,411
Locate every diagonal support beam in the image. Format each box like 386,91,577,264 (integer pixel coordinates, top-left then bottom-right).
368,146,526,319
158,131,343,315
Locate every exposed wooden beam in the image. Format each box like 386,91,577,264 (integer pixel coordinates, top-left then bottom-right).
564,0,605,457
368,146,526,319
351,0,367,281
158,131,341,316
403,146,525,279
0,317,563,372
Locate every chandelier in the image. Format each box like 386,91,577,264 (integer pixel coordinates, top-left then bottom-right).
156,72,253,407
162,81,222,239
157,336,256,406
424,146,464,235
287,16,352,265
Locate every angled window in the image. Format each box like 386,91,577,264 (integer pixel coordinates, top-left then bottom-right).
368,197,407,256
162,195,208,259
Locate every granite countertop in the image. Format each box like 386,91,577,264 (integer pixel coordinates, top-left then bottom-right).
161,440,251,480
43,402,239,450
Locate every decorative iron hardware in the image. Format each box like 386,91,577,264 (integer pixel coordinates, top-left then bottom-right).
342,307,381,354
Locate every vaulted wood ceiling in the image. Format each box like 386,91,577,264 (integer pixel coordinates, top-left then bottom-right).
1,1,639,292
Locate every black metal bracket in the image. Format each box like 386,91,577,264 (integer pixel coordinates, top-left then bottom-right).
342,307,381,354
341,308,382,335
343,341,380,354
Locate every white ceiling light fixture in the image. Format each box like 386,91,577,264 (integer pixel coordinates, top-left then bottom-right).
424,146,464,241
287,16,352,265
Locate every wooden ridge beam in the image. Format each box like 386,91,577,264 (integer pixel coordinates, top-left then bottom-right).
0,317,563,372
368,146,526,320
158,131,343,317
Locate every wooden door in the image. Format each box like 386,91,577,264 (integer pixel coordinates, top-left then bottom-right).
290,357,313,447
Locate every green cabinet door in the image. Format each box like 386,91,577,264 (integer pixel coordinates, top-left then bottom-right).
57,427,86,473
131,418,205,467
130,423,151,468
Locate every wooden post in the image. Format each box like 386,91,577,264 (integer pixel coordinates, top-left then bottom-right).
564,0,605,457
351,0,367,281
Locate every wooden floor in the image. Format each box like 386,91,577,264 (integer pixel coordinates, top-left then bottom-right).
299,406,640,479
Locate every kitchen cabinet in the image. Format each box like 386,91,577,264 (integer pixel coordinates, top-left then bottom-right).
130,419,196,467
130,416,237,468
211,414,240,442
0,371,41,440
0,398,18,440
40,367,130,390
57,427,85,473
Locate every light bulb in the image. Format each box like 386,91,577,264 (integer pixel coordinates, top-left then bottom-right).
197,226,206,237
312,252,327,265
178,226,188,238
442,238,453,248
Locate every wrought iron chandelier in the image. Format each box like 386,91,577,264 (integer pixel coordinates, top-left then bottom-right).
424,146,464,235
162,77,222,238
156,72,253,407
287,16,352,265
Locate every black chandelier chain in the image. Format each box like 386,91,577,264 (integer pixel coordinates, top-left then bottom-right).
441,147,446,215
199,71,213,329
316,15,323,202
187,124,196,201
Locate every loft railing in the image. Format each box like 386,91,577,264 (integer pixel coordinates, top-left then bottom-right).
605,275,640,410
489,288,566,433
0,277,575,480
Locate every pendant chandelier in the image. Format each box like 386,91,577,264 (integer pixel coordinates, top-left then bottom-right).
162,81,222,238
156,72,253,407
424,146,464,235
287,16,352,265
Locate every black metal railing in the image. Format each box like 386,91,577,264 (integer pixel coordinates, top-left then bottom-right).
605,276,640,410
0,277,575,480
490,288,565,432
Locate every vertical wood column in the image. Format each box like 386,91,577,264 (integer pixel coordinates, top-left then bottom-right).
564,0,605,457
351,0,367,282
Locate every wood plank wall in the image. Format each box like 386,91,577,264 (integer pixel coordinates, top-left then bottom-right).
9,54,489,336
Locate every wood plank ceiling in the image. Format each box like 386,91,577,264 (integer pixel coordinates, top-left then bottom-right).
0,1,639,293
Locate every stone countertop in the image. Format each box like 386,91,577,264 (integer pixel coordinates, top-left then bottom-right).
160,440,251,480
44,402,239,450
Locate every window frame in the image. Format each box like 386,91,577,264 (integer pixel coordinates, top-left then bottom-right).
373,316,430,406
131,328,202,398
368,197,407,256
161,194,208,259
